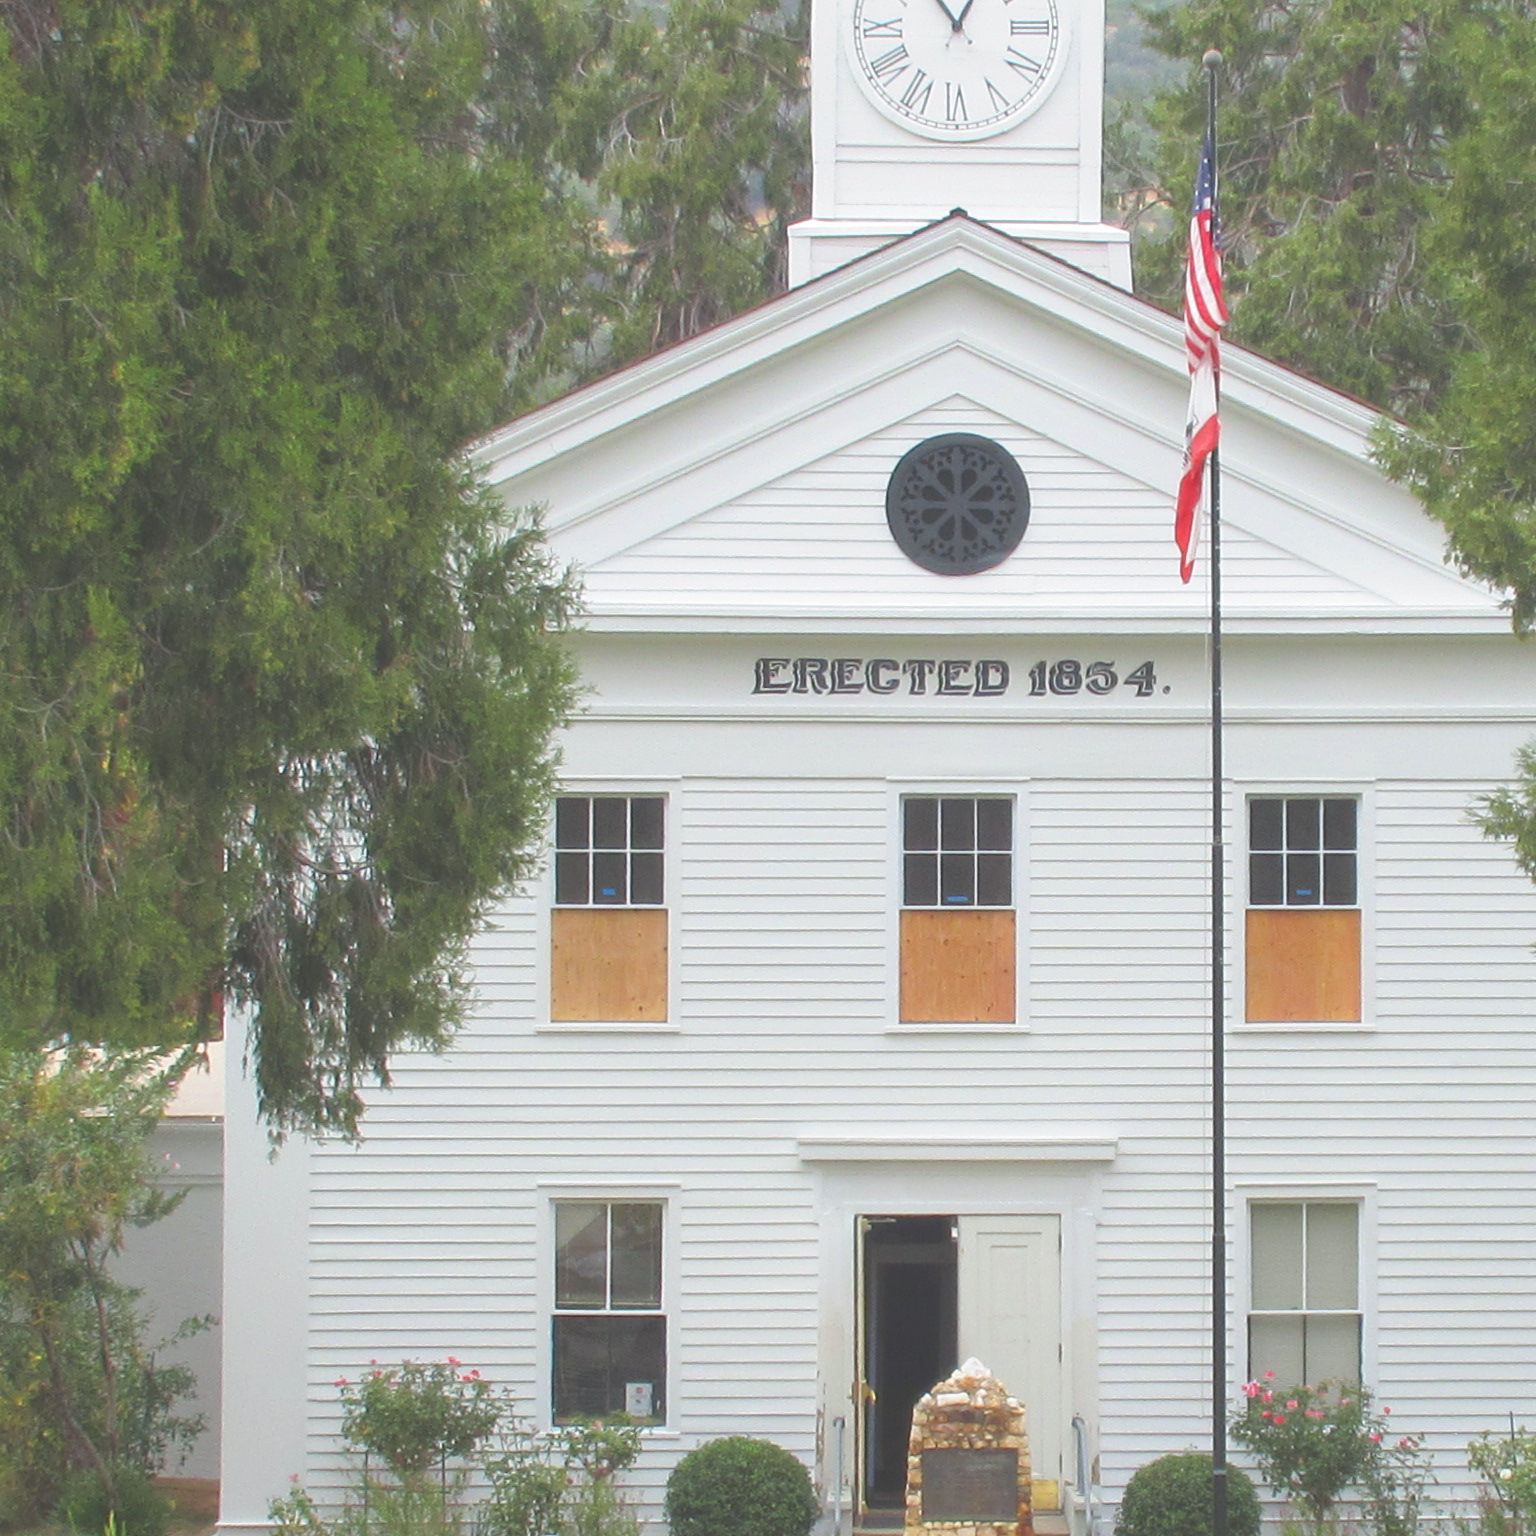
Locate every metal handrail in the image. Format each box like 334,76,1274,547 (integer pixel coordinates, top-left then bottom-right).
1071,1414,1099,1536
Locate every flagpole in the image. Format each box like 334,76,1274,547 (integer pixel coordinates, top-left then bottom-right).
1202,47,1228,1536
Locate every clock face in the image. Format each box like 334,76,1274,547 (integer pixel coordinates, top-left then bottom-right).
886,434,1031,574
848,0,1063,140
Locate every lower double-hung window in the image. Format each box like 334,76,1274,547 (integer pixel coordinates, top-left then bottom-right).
552,1201,666,1423
1248,1200,1362,1386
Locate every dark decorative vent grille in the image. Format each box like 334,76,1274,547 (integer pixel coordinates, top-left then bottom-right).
885,433,1030,575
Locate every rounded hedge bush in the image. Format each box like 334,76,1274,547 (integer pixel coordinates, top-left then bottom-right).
665,1436,819,1536
1115,1452,1261,1536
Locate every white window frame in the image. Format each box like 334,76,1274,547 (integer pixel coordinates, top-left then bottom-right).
537,1182,681,1434
884,778,1028,1034
536,779,681,1035
1232,780,1376,1032
1233,1182,1377,1390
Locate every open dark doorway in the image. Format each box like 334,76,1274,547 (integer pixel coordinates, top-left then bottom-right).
861,1216,958,1507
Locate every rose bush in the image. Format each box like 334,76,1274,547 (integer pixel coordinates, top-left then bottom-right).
1230,1377,1426,1532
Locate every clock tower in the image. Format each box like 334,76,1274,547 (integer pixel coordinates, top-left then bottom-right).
787,0,1132,288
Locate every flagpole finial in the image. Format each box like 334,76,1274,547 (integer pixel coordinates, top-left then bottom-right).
1202,49,1223,69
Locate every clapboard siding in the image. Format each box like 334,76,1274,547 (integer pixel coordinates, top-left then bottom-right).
581,401,1365,613
287,738,1536,1523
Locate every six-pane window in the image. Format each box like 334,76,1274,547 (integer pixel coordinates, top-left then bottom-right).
1249,797,1357,907
553,1201,666,1423
555,796,664,906
903,797,1013,907
1249,1201,1362,1384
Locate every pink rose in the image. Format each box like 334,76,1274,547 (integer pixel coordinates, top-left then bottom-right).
1287,1400,1299,1410
1272,1413,1287,1426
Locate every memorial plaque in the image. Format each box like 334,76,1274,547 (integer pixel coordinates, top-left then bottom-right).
920,1448,1019,1523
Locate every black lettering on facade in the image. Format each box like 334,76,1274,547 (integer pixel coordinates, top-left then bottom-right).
793,657,831,694
830,658,864,694
903,659,937,695
975,659,1010,696
866,659,901,694
754,657,793,694
937,660,973,695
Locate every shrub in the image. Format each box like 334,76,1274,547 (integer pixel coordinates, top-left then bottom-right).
665,1438,818,1536
1230,1378,1426,1531
1115,1452,1260,1536
57,1464,172,1536
340,1360,502,1478
1466,1428,1536,1535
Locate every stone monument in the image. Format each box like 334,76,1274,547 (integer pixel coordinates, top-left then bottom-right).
904,1358,1033,1536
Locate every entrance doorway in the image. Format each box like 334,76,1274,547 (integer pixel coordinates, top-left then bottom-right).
856,1213,1062,1513
861,1217,957,1505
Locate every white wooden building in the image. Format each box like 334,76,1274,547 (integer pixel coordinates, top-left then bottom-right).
218,0,1536,1529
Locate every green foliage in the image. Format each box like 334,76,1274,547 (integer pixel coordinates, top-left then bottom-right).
1132,0,1478,415
57,1464,172,1536
0,0,582,1137
1231,1379,1425,1531
1115,1452,1261,1536
1464,1430,1536,1536
340,1361,503,1478
664,1436,819,1536
0,1044,207,1528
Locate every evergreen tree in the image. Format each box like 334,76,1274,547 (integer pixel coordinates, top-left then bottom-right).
1133,0,1477,415
0,0,580,1137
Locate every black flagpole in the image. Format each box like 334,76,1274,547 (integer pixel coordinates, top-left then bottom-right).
1203,47,1228,1536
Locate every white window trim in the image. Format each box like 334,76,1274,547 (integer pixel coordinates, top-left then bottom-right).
536,1181,683,1436
535,778,682,1034
1232,1181,1378,1390
1231,780,1377,1033
884,778,1029,1033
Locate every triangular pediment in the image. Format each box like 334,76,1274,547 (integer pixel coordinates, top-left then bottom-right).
472,218,1502,633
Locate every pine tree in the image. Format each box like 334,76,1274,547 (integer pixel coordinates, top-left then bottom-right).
1133,0,1478,416
0,0,580,1137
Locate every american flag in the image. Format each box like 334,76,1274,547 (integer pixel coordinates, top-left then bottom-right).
1174,132,1229,583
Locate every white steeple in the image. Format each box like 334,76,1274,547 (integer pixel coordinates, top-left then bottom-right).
787,0,1132,288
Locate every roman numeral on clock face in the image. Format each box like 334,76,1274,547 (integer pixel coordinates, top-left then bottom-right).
1010,18,1051,32
862,16,903,37
945,82,968,121
985,77,1011,111
869,43,909,81
1005,46,1042,77
899,68,933,112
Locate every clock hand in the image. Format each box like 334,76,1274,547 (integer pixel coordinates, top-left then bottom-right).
951,0,976,30
931,0,963,27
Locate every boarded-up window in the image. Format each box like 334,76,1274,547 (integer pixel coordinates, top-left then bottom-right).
553,1201,665,1423
1246,796,1360,1023
551,797,666,1022
1248,1201,1361,1385
901,797,1015,1022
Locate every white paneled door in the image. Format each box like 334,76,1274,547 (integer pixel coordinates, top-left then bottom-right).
957,1214,1063,1508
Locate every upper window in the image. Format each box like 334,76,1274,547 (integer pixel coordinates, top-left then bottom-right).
1248,1201,1362,1386
552,1200,666,1423
1244,795,1362,1024
555,796,664,906
1249,797,1357,907
903,796,1013,908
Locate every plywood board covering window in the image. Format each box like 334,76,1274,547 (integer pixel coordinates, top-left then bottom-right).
1246,909,1361,1022
1246,796,1360,1023
551,795,667,1021
900,910,1016,1022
